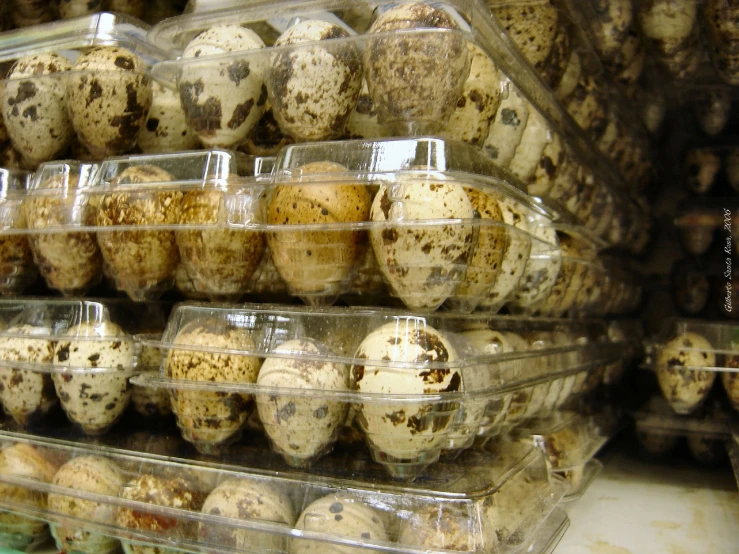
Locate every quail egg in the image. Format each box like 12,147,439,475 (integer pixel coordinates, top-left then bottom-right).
661,38,702,79
66,47,152,157
710,46,739,86
0,443,59,551
256,338,349,467
640,89,667,134
269,20,362,141
177,183,266,301
490,1,558,69
694,88,732,136
291,494,387,554
0,198,36,296
138,82,200,154
656,332,716,414
566,75,607,136
58,0,104,18
52,321,135,435
351,322,461,474
200,478,295,552
509,216,561,310
538,21,573,88
97,165,182,300
166,319,261,452
132,343,171,418
48,455,124,554
510,109,552,182
369,173,474,311
268,161,370,302
555,50,582,101
639,0,698,55
344,80,390,139
684,148,721,194
705,0,739,45
2,53,74,165
483,81,529,167
0,324,56,427
0,79,7,142
442,42,502,147
590,0,633,58
364,2,470,134
527,132,563,198
534,233,588,317
23,172,103,295
179,25,267,149
106,0,146,19
117,474,204,554
722,354,739,410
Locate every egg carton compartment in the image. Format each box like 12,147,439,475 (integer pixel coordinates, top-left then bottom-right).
131,302,621,476
682,143,739,196
0,426,567,554
521,506,570,554
0,298,171,435
0,167,37,296
554,457,602,502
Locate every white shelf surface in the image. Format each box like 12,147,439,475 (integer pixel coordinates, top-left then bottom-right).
555,445,739,554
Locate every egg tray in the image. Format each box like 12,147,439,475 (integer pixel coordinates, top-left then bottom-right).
0,426,568,554
523,506,570,554
643,319,739,371
127,301,626,477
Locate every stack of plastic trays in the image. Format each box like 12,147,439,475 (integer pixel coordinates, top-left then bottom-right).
0,299,171,435
643,319,739,415
515,410,608,502
0,167,37,295
129,302,620,478
0,426,568,554
634,395,735,463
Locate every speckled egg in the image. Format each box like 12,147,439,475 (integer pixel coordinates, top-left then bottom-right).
66,46,152,157
138,82,200,154
351,322,461,467
661,39,702,79
179,25,267,149
399,504,497,552
639,0,698,55
510,108,552,182
726,148,739,191
656,332,716,414
117,474,204,554
132,343,171,418
268,20,361,141
721,360,739,409
448,187,507,311
684,148,721,194
483,81,529,167
640,89,667,134
166,319,261,452
0,443,59,550
528,132,563,198
555,50,582,101
268,161,370,301
106,0,146,19
0,80,8,143
709,45,739,85
2,53,74,165
491,1,558,69
369,174,474,311
344,80,390,139
0,324,56,427
705,0,739,45
565,75,607,136
0,198,36,296
509,216,561,309
23,173,103,295
538,21,573,88
97,165,182,300
442,43,502,147
534,234,587,317
616,41,647,87
177,186,266,300
52,321,135,435
694,88,731,136
58,0,104,18
291,494,387,554
200,478,295,552
256,338,348,467
48,456,123,553
363,2,470,134
590,0,633,58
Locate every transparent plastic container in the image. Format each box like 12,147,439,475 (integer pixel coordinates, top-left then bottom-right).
0,168,37,296
643,319,739,414
0,13,173,162
0,299,168,435
521,506,570,554
0,426,568,554
132,302,618,479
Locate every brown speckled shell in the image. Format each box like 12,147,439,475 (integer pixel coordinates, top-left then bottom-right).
656,332,717,414
491,2,558,68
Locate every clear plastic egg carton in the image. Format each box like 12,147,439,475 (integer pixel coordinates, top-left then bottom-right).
521,507,570,554
0,298,170,435
131,301,620,479
643,319,739,415
633,396,734,463
0,12,174,167
0,426,568,554
514,410,607,500
682,142,739,196
0,167,37,296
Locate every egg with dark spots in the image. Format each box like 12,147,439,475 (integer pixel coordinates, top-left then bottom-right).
656,332,716,414
138,82,200,153
538,20,573,88
179,25,266,148
490,1,558,69
363,2,470,134
2,52,74,164
97,165,182,300
565,75,607,135
639,0,697,56
510,108,552,182
721,355,739,410
351,322,461,468
684,148,721,194
165,319,261,452
555,50,582,101
51,321,135,435
694,88,731,136
344,80,390,139
256,338,348,467
66,46,152,157
483,81,530,167
267,161,371,302
528,132,564,198
369,174,474,311
589,0,633,58
58,0,104,18
268,20,362,141
292,494,387,553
